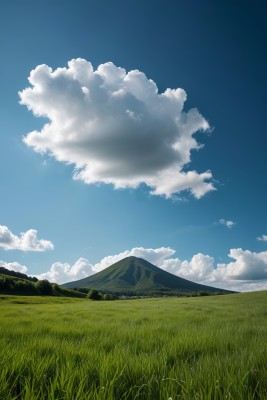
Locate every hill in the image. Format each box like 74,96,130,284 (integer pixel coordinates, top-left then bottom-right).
63,256,230,295
0,268,85,298
0,266,38,282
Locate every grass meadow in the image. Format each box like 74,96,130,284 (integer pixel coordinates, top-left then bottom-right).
0,291,267,399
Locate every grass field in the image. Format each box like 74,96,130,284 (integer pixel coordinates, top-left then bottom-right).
0,291,267,399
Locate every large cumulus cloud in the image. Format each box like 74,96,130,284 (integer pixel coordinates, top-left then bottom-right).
19,59,215,198
215,249,267,281
160,248,267,289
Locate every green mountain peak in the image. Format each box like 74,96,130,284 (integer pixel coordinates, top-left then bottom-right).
63,256,229,295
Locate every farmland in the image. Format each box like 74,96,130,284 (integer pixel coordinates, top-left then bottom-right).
0,291,267,399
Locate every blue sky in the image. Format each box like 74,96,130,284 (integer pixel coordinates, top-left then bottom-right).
0,0,266,291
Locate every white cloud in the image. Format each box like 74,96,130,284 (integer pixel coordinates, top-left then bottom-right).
257,234,267,242
37,258,94,283
0,225,54,252
178,253,215,281
160,248,267,288
0,260,28,274
164,248,267,292
215,249,267,281
19,58,215,199
219,219,235,229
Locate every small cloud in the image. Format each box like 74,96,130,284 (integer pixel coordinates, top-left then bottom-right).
19,58,215,199
257,234,267,242
0,225,54,252
219,219,235,229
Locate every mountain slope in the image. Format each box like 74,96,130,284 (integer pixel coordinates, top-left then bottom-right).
63,256,229,294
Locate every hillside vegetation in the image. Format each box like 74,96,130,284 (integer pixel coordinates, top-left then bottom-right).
0,268,85,298
0,291,266,399
0,266,38,282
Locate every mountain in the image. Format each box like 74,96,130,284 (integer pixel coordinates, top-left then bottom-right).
63,256,230,295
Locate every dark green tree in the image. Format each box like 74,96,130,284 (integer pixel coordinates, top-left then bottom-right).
36,279,53,295
14,280,38,294
0,276,14,291
87,288,102,300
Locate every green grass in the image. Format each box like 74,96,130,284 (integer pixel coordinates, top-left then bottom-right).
0,291,267,399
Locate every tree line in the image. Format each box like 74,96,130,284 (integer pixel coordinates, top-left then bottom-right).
0,275,117,299
0,275,83,297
